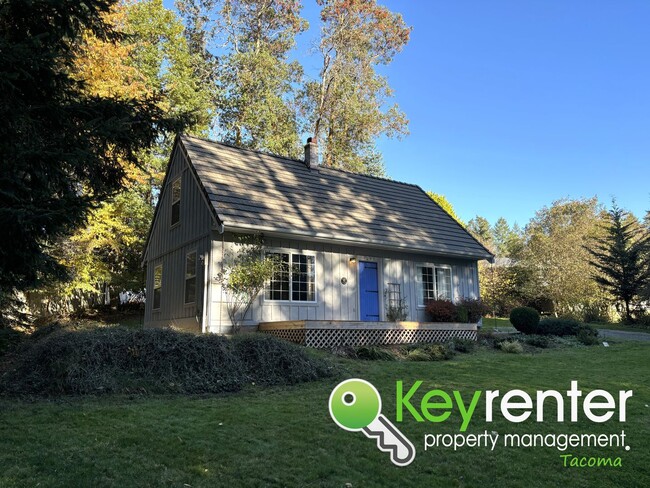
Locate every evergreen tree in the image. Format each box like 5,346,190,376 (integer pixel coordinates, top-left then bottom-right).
587,204,649,322
467,216,493,250
0,0,186,309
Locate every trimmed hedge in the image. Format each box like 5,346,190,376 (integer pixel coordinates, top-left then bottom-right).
509,307,540,334
536,318,581,336
425,299,457,322
0,328,333,396
425,298,488,323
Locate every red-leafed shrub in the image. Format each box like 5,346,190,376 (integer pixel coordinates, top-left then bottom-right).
456,298,490,323
425,299,457,322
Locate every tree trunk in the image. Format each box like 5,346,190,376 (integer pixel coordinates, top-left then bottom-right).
624,299,632,323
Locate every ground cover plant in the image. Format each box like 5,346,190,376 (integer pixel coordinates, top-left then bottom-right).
0,327,332,396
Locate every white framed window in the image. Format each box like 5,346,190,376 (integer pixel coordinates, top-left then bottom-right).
171,178,181,226
264,252,316,302
416,265,452,306
153,265,163,310
184,251,197,304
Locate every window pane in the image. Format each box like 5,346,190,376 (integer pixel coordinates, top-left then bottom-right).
435,268,452,300
154,266,162,289
419,267,434,305
185,278,196,304
153,289,161,309
185,252,196,279
291,254,315,301
184,252,197,304
172,179,181,202
171,179,181,225
265,253,290,301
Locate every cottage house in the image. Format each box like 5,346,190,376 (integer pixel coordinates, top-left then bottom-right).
142,135,493,346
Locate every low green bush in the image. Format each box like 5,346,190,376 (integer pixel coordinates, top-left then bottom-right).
457,298,490,323
576,325,600,346
524,335,551,349
536,318,582,336
406,349,430,361
354,346,397,361
500,340,524,354
455,306,469,323
0,328,333,396
509,307,540,334
450,338,476,353
404,343,455,361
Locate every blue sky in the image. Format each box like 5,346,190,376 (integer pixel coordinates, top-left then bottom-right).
166,0,650,226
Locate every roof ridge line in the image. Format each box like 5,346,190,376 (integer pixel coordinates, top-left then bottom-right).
182,133,420,189
182,133,306,164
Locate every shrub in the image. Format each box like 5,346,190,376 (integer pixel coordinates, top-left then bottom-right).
450,338,476,353
405,344,455,361
536,318,582,336
500,340,524,354
635,313,650,328
384,290,409,322
576,325,600,346
1,328,332,396
231,333,333,385
455,305,469,323
406,349,431,361
422,344,456,361
509,307,540,334
457,298,490,323
0,327,23,356
425,300,457,322
524,335,551,349
354,346,396,361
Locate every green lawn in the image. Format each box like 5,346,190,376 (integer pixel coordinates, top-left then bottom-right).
1,342,649,487
481,317,515,330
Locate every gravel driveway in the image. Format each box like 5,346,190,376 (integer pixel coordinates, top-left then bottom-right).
597,329,650,341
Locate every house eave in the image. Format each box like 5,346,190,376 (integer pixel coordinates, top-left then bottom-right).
220,222,494,261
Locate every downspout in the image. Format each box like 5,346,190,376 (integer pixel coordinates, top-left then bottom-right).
201,242,211,334
219,224,225,334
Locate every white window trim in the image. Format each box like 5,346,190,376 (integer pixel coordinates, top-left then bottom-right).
184,250,197,305
415,263,454,308
170,177,181,228
263,249,318,304
153,264,163,310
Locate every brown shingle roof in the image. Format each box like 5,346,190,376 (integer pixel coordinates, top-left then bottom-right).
181,134,493,260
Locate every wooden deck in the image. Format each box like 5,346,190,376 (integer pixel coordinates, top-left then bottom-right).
258,320,477,348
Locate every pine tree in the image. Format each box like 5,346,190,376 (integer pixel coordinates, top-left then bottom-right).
0,0,187,310
587,205,649,322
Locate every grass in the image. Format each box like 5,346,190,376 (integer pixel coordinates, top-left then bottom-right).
1,340,649,487
480,317,515,330
481,317,650,335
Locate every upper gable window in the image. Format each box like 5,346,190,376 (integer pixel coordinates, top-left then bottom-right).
171,178,181,226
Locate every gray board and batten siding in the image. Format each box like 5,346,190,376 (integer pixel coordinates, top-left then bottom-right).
208,232,480,334
143,134,493,333
143,142,217,331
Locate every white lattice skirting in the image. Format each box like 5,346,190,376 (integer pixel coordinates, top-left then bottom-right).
259,321,477,349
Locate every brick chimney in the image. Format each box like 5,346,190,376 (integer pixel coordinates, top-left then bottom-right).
304,137,318,169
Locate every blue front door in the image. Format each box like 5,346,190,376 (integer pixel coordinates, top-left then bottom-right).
359,261,380,321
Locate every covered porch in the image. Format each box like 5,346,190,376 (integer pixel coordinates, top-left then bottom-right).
258,320,477,349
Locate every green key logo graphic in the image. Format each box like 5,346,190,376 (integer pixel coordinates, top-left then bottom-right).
329,379,416,467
